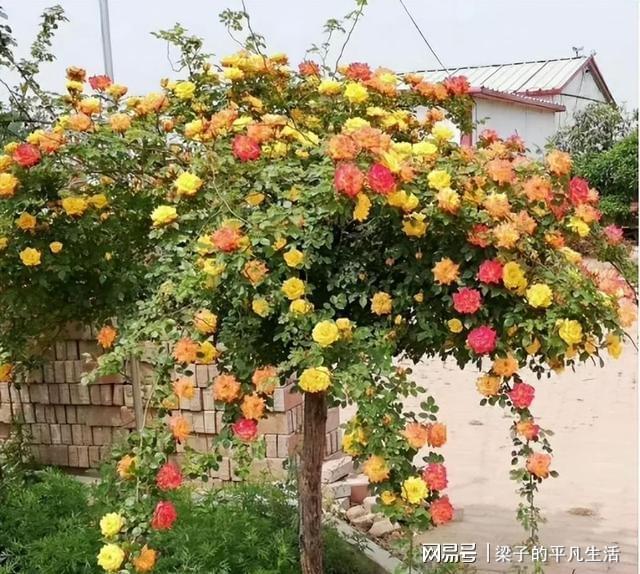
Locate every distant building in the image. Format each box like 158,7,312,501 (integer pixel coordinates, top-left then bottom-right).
420,55,615,152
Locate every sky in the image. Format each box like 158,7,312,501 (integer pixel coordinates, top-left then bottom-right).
1,0,638,107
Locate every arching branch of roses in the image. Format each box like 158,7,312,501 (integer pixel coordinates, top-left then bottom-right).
0,46,635,574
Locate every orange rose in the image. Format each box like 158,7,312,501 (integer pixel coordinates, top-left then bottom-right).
97,325,117,349
116,454,136,479
169,414,191,443
133,545,157,573
427,423,447,447
212,373,242,403
252,366,279,395
486,158,514,184
526,452,551,479
402,422,430,449
243,259,269,285
546,150,572,176
173,338,199,363
240,393,266,420
516,419,540,441
492,354,518,378
173,378,195,400
67,113,92,132
476,374,501,397
432,258,459,285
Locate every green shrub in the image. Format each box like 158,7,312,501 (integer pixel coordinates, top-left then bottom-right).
0,469,102,574
0,469,383,574
574,132,638,204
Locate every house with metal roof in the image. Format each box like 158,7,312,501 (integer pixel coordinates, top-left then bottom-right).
420,55,614,152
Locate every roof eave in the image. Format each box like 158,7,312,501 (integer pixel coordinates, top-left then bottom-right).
469,87,566,112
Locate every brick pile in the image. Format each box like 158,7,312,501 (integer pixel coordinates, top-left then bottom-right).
0,324,342,477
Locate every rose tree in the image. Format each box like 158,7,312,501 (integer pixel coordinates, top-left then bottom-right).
0,40,635,574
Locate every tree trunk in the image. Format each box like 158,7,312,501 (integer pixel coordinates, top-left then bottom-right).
299,391,327,574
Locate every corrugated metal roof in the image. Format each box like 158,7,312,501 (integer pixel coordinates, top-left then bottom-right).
418,56,588,94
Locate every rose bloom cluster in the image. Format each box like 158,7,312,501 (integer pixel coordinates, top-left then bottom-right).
0,49,634,571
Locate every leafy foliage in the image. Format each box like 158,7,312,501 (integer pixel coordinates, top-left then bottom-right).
550,102,636,157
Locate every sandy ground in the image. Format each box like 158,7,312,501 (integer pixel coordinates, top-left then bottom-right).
394,339,638,574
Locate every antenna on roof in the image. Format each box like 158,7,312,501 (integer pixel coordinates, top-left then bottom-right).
572,46,584,57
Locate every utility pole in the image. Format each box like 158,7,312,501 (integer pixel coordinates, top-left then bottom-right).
98,0,114,78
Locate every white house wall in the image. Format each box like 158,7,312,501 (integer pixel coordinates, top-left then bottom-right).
472,99,558,155
552,70,609,127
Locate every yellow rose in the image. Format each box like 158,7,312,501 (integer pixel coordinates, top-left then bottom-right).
97,543,125,572
560,247,582,264
401,476,429,505
526,283,553,308
318,79,342,95
198,341,218,364
476,374,501,397
223,67,244,81
298,366,331,393
0,237,8,250
353,193,372,222
557,319,583,345
281,277,305,300
436,188,460,213
567,216,590,238
246,192,265,206
335,317,353,336
79,97,101,115
447,318,463,333
371,291,392,315
108,113,131,133
427,169,452,190
151,205,178,227
387,190,419,212
49,241,63,254
362,455,390,483
606,333,623,359
62,196,88,216
502,261,528,292
20,247,41,266
252,297,270,317
0,172,19,198
0,154,13,170
174,80,196,100
342,117,370,132
89,194,109,209
284,248,304,268
184,119,204,139
100,512,125,538
16,212,36,231
343,82,369,104
289,299,313,315
412,141,438,157
431,120,455,141
402,213,428,237
380,490,397,506
312,320,339,347
175,172,203,197
193,309,218,334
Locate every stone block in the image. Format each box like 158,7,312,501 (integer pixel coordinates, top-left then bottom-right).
273,382,303,413
321,456,353,483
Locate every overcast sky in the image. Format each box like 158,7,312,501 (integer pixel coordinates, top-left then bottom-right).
1,0,638,107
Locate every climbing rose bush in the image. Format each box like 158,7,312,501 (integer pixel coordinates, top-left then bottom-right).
0,39,635,572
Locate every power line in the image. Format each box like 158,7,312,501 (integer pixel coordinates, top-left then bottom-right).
397,0,451,77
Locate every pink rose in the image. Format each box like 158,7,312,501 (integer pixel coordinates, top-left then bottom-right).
367,163,396,195
156,462,183,491
508,383,535,409
466,326,497,355
151,500,178,530
422,463,448,491
13,143,41,168
568,177,590,205
232,135,261,162
603,225,624,245
477,260,503,285
334,162,365,198
232,418,258,442
452,287,482,314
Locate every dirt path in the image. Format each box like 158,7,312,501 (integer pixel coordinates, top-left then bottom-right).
400,340,637,573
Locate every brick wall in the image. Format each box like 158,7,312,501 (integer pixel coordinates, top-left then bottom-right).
0,324,342,476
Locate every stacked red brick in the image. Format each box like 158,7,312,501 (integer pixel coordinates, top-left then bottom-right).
0,324,342,475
